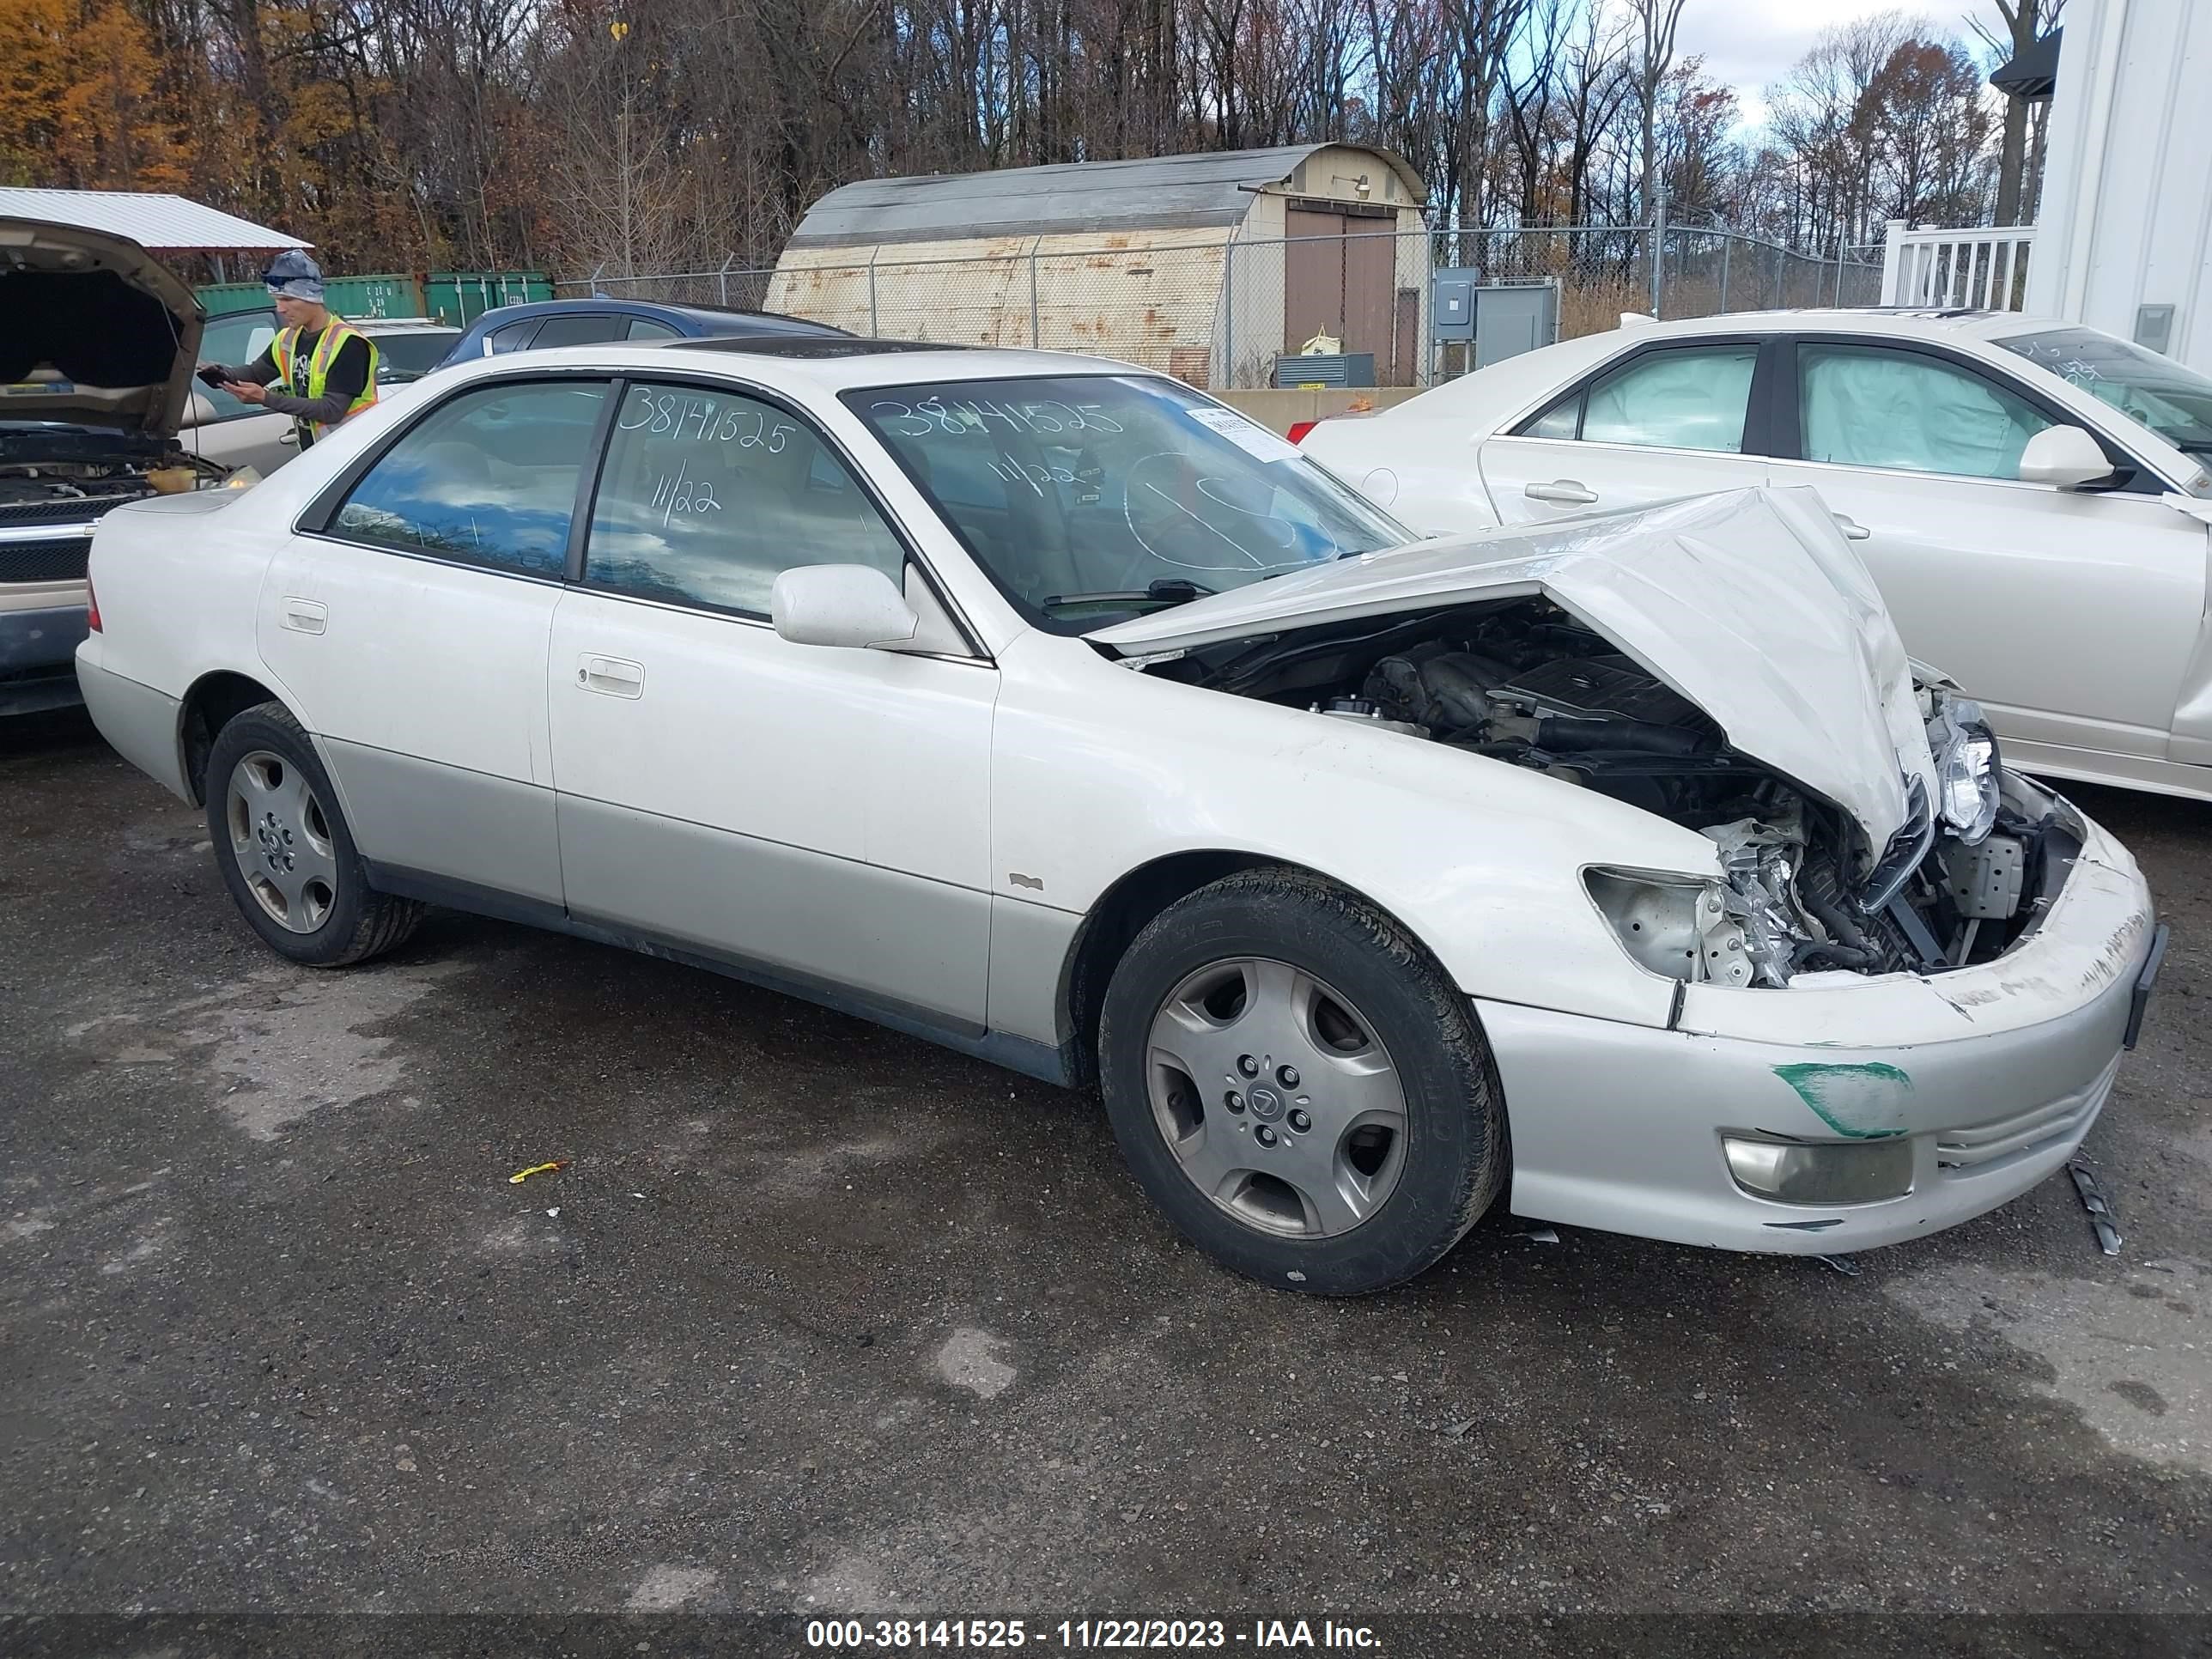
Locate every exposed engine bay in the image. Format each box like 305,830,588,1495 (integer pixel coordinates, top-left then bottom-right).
0,427,217,552
1151,596,2081,988
0,426,215,507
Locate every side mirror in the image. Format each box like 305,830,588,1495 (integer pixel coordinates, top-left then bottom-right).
771,563,919,650
184,392,218,428
2018,425,2113,490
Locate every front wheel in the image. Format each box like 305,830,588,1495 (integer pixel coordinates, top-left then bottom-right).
204,701,422,967
1097,868,1506,1294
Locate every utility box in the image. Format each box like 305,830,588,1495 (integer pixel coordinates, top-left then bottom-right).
1472,281,1559,367
1429,274,1559,368
1432,272,1476,341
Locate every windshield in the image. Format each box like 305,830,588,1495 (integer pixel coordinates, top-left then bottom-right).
843,374,1411,630
371,330,461,384
1996,325,2212,459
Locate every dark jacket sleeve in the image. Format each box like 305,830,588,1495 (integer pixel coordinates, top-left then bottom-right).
208,345,283,386
258,337,373,425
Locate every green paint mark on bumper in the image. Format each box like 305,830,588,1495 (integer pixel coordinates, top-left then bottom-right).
1773,1061,1913,1139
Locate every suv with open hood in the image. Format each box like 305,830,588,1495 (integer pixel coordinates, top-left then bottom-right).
2,217,225,714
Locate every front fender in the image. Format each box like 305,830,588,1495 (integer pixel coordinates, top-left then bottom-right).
990,634,1711,1033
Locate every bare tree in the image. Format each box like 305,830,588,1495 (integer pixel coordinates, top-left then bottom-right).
1972,0,2063,225
1626,0,1686,222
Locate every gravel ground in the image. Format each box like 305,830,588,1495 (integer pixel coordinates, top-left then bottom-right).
2,707,2207,1628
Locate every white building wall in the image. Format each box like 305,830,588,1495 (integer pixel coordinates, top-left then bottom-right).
2026,0,2212,375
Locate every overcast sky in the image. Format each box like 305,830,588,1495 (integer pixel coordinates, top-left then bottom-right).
1675,0,1985,128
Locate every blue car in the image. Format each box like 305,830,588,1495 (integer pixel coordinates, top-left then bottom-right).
434,299,845,369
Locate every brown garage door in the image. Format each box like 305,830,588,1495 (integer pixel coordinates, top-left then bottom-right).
1284,208,1345,354
1343,225,1395,368
1283,208,1398,374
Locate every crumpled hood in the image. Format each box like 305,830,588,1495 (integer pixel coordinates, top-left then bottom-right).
1094,487,1937,864
0,217,203,438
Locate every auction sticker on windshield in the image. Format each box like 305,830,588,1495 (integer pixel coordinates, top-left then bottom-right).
1183,404,1304,464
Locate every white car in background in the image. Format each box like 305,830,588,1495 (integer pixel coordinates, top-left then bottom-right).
76,339,2161,1292
1297,309,2212,804
183,313,461,476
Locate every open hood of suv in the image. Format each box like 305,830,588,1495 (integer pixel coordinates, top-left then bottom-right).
0,217,203,438
1094,487,1937,859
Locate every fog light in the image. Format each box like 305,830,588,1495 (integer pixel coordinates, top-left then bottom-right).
1722,1134,1915,1205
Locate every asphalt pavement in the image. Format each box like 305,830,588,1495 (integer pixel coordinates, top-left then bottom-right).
3,707,2207,1632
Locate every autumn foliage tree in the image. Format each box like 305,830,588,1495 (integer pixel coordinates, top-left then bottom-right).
0,0,2009,285
0,0,185,189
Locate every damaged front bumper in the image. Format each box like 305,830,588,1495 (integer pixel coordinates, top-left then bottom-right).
1483,805,2158,1255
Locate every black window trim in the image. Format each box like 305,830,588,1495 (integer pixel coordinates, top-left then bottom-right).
573,371,990,659
1773,333,2166,495
1506,334,1781,459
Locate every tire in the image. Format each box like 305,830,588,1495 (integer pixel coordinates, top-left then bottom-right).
204,701,423,967
1097,868,1506,1295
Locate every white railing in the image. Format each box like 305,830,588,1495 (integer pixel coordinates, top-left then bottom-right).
1880,220,2037,310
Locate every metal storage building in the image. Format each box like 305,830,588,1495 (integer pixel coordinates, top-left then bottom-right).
768,145,1430,387
2023,0,2212,377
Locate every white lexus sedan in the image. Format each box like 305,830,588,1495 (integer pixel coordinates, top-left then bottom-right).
75,337,2162,1293
1298,309,2212,804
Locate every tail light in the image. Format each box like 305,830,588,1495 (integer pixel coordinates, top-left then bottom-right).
85,576,101,633
1286,420,1319,445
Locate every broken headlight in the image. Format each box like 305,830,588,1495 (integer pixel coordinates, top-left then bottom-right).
1929,698,2000,846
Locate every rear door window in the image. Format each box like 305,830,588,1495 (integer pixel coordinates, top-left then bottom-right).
529,313,629,349
198,310,281,419
1525,345,1759,453
326,380,609,575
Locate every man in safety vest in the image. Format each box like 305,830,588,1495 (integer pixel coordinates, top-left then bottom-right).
198,250,379,450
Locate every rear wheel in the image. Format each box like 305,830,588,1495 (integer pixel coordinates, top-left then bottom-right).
1097,868,1506,1294
204,702,422,967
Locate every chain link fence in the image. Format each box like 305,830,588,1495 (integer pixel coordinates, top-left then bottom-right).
559,224,1881,390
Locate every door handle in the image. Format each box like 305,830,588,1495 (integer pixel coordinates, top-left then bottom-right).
577,654,643,698
280,597,327,635
1525,479,1599,506
278,428,299,447
1832,514,1872,541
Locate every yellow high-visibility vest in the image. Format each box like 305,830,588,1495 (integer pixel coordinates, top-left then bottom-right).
270,320,379,441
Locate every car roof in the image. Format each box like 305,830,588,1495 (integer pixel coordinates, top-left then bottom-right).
448,337,1153,393
1378,307,2087,426
1577,307,2070,343
353,316,459,332
459,297,844,336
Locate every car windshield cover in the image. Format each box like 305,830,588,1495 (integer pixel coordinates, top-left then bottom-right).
843,374,1412,630
372,331,461,384
1996,325,2212,458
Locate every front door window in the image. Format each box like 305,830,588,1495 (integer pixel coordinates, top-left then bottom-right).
582,382,907,617
1798,344,2051,478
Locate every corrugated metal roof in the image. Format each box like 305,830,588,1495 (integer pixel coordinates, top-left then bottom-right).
786,145,1426,249
0,189,307,254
